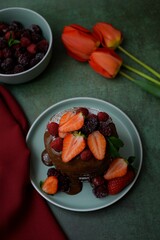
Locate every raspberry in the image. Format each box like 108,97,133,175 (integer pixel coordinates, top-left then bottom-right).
80,149,92,160
50,137,63,152
97,112,110,122
47,122,59,136
76,107,89,117
27,43,37,54
20,37,31,47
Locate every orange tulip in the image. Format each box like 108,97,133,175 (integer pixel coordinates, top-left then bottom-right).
93,22,123,49
61,24,100,62
89,48,123,78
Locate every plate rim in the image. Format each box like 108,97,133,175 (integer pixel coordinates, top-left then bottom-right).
26,97,143,212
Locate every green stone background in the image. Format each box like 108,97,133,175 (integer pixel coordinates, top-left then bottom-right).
1,0,160,239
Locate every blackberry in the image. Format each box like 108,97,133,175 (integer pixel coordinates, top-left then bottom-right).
0,22,9,36
47,168,61,178
18,53,30,67
99,122,118,138
21,29,32,39
9,21,23,31
0,37,7,49
81,114,98,136
91,176,105,188
3,47,13,58
1,58,14,73
31,24,42,35
58,174,70,192
93,184,108,198
31,33,42,43
14,64,25,73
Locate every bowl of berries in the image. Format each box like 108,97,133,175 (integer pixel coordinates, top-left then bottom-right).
0,7,53,84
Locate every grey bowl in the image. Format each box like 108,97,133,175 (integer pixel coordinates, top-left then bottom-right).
0,7,53,84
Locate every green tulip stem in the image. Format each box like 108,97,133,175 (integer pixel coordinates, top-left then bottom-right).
122,64,160,86
119,71,160,98
118,46,160,79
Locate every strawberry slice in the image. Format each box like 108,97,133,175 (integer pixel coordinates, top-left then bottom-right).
41,176,58,195
107,167,135,195
59,112,84,133
62,132,86,162
58,111,75,137
104,157,128,180
87,130,106,160
59,111,75,126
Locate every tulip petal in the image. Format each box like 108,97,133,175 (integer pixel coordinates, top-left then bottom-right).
62,24,100,61
93,22,123,49
89,48,123,78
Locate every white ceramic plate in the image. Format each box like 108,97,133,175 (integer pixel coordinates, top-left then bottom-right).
26,97,143,212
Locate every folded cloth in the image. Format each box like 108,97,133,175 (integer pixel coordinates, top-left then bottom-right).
0,85,68,240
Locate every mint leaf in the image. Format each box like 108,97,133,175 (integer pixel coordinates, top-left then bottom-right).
8,33,20,47
108,136,124,158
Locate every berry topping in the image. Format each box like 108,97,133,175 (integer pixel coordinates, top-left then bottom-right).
76,107,89,117
91,176,105,187
107,167,135,195
58,174,70,192
104,157,128,180
47,122,59,136
62,132,86,162
50,137,63,152
59,112,84,133
93,184,108,198
97,111,110,122
81,114,98,136
47,168,70,192
80,149,92,161
99,122,118,138
87,130,106,160
47,167,61,178
59,111,75,126
41,176,58,195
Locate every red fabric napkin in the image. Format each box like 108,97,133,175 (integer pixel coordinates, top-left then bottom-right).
0,85,68,240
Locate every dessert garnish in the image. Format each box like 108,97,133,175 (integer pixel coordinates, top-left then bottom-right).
40,107,136,198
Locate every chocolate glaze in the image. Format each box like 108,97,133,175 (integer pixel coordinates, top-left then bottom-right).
44,131,110,194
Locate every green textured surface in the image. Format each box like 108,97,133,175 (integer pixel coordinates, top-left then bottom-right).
1,0,160,239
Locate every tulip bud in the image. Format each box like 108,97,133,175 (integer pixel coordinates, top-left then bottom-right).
89,48,123,78
93,22,123,49
62,24,100,62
